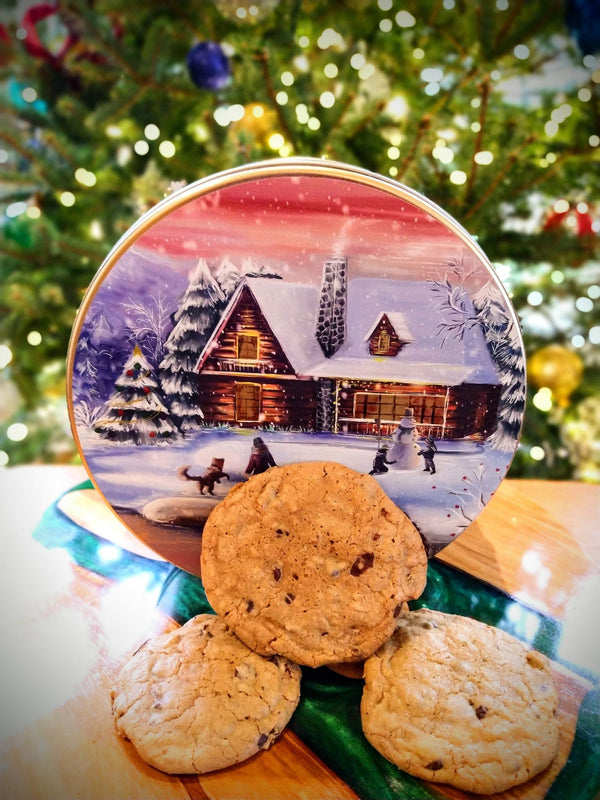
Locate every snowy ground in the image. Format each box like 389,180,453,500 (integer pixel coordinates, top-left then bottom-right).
79,428,513,550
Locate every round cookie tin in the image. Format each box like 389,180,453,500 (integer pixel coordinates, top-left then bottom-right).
67,157,525,572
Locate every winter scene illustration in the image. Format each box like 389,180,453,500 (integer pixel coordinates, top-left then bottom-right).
71,170,525,567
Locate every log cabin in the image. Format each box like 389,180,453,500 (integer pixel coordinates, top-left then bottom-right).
195,257,501,441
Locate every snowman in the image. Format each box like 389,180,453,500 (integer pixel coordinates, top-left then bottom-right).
388,408,421,470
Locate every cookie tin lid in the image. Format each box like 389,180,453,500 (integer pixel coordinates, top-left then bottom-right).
67,157,525,573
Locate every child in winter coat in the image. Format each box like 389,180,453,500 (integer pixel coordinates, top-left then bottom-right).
245,437,277,476
417,435,438,474
369,445,396,475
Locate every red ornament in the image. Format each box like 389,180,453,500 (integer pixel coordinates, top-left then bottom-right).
117,409,124,416
149,431,156,438
543,203,570,231
0,24,13,66
143,387,151,394
576,208,595,237
21,4,76,63
126,369,134,377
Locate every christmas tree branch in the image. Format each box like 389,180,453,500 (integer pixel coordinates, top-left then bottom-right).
396,115,431,182
337,96,384,148
256,49,296,146
462,133,535,221
493,0,525,51
465,77,491,202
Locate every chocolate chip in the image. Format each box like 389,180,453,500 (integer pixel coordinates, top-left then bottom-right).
273,567,282,581
426,760,443,771
475,705,488,719
257,733,269,747
246,600,254,612
284,593,295,604
275,528,289,536
350,552,374,576
393,603,404,618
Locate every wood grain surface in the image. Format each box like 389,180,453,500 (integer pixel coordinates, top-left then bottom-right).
1,468,598,800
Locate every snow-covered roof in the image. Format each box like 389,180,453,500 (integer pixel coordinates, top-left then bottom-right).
199,275,499,386
363,311,414,343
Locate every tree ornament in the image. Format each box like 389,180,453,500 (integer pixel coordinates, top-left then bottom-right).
566,0,600,55
542,202,570,232
231,103,278,145
21,3,76,64
186,41,231,91
528,344,584,408
575,205,595,237
0,24,13,67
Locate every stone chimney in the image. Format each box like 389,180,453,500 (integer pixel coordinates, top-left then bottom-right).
315,256,347,357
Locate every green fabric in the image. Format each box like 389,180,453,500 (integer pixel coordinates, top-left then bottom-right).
33,482,600,800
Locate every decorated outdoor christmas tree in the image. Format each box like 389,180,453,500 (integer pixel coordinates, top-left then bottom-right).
0,0,598,479
94,344,178,444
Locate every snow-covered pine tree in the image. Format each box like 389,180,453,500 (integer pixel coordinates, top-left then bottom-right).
72,328,101,407
94,344,178,444
72,309,121,406
472,281,526,451
214,256,241,299
159,258,225,433
429,274,526,451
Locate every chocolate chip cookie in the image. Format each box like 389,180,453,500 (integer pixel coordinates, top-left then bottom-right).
361,608,559,794
200,462,427,667
111,614,301,774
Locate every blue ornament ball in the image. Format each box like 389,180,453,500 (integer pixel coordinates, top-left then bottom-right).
186,41,231,91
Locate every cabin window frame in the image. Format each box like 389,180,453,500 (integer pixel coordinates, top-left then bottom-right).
236,332,259,361
235,381,261,421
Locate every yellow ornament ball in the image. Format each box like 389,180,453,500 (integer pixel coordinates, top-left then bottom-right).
528,344,584,407
232,103,278,145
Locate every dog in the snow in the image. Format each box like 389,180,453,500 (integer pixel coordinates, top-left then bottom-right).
177,458,230,495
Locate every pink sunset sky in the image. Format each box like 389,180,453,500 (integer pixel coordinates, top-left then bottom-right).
130,171,490,287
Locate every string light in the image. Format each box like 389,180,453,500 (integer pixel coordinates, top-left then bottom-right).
27,331,42,346
317,28,343,49
75,168,97,187
319,91,335,108
474,150,493,165
395,10,415,27
268,133,285,149
144,123,160,140
159,141,176,158
7,423,28,442
450,170,467,184
533,388,553,412
0,345,12,369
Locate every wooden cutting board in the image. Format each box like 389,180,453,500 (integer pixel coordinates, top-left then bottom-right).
0,561,593,800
